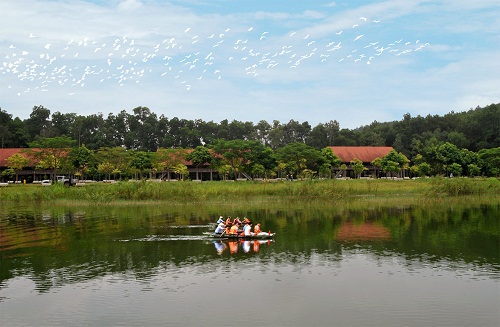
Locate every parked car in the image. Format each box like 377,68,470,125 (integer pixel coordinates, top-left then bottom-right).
41,180,52,186
56,176,77,186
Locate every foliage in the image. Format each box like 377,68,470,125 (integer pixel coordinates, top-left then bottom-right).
380,150,409,178
1,104,499,180
2,104,497,154
69,145,96,179
186,146,212,180
1,178,498,205
25,136,76,179
6,153,29,181
1,168,15,181
275,142,321,178
350,158,366,178
478,147,500,177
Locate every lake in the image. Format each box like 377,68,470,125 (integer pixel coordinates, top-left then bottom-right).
0,201,498,327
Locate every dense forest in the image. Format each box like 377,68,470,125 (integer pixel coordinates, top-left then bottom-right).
0,103,499,180
1,103,498,156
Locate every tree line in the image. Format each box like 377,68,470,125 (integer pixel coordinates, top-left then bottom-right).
1,103,498,155
0,103,499,181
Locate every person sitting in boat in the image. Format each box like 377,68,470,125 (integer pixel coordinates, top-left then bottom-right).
216,216,225,224
214,221,225,234
241,217,251,229
233,217,242,225
224,223,232,234
254,222,262,234
254,222,271,236
229,222,240,235
225,216,232,225
243,221,254,237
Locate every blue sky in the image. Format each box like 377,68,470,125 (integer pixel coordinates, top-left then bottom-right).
1,0,499,129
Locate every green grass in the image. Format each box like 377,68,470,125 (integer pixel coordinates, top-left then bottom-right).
1,177,498,206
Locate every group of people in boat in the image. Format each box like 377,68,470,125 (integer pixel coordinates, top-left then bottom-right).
214,216,270,237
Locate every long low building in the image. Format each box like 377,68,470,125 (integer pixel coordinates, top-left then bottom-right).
0,146,396,182
328,146,394,178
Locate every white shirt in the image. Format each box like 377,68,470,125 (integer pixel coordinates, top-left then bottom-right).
215,223,225,233
243,224,252,236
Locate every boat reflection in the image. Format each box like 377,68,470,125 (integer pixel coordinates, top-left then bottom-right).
213,239,273,255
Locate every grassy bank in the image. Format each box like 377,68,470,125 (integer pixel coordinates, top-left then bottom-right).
1,177,498,205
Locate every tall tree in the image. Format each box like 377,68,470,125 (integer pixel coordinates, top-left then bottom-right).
0,109,13,148
26,105,51,140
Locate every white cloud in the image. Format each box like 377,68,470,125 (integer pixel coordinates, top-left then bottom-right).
118,0,144,11
0,0,498,129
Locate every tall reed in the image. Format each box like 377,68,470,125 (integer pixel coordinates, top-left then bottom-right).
1,178,498,205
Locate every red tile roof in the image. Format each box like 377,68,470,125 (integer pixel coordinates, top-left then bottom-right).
0,148,30,167
329,146,393,163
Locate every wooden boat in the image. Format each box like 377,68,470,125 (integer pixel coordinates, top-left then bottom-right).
204,232,276,239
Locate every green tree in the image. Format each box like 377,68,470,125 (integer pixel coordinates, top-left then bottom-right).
275,161,287,179
380,150,409,178
350,158,366,179
69,145,96,180
436,142,463,175
173,163,189,180
320,147,341,178
245,143,276,179
96,147,132,179
186,146,212,180
130,151,153,179
0,109,13,148
448,163,462,177
25,105,51,140
338,163,348,178
467,164,481,177
210,139,252,180
6,153,29,182
275,142,321,179
371,157,382,178
216,164,232,181
478,147,500,177
251,163,266,179
417,162,432,177
1,168,15,182
97,162,114,180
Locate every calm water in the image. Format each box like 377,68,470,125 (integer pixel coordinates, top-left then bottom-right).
0,202,498,327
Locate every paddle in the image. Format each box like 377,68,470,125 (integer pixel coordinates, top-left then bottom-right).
219,230,226,238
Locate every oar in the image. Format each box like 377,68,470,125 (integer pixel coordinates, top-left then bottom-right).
219,230,226,238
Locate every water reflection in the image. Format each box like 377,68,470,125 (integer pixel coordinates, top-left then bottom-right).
212,239,273,255
0,202,498,326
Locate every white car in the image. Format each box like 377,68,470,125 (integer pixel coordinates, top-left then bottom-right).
41,180,52,186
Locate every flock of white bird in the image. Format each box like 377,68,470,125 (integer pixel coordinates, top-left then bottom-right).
2,17,429,96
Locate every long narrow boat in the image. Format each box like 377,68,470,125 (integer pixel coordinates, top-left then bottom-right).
204,232,276,239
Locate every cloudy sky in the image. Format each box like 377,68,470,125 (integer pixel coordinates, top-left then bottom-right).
1,0,499,129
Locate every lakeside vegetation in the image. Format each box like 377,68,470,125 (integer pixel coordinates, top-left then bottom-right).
1,103,499,184
1,177,499,205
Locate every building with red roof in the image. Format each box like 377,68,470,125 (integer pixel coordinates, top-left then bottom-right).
328,146,394,178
